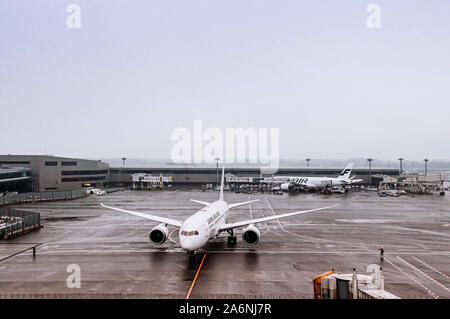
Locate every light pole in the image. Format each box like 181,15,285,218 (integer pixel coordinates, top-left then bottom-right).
424,158,429,176
398,158,404,175
121,157,127,183
367,158,373,187
215,157,220,187
306,158,311,167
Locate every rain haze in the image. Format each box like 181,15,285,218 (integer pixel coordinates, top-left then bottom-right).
1,2,450,304
1,0,449,162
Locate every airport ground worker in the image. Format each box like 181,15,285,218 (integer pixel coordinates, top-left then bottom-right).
379,247,384,261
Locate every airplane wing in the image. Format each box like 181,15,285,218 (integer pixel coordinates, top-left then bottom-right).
190,199,210,206
100,203,183,228
228,199,260,209
219,204,337,232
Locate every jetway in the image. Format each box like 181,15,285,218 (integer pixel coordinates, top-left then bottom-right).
380,174,446,195
225,174,283,193
131,173,174,190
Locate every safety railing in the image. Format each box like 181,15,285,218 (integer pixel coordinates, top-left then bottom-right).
0,189,87,206
0,207,42,239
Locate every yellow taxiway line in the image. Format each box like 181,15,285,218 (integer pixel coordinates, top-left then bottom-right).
185,250,208,299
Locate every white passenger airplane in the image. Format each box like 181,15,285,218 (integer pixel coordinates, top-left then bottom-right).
100,167,336,259
280,163,362,192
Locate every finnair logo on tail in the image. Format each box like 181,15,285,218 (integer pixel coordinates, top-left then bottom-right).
171,120,279,173
339,169,352,176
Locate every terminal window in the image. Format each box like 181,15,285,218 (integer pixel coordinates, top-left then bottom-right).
61,176,106,182
61,170,108,176
62,161,77,166
0,161,31,165
45,161,58,166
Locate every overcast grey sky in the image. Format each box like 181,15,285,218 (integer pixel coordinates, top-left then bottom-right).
1,1,449,161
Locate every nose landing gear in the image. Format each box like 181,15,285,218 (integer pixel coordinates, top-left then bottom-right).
188,251,196,264
226,229,237,245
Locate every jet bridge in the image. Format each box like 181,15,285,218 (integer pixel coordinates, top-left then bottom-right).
131,173,174,190
380,174,446,195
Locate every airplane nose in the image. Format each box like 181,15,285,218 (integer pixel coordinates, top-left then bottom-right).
179,237,196,251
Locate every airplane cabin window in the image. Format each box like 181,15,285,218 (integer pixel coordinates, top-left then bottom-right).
194,231,199,235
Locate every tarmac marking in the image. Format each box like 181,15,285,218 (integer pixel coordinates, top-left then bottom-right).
265,197,302,238
185,250,208,299
20,248,450,256
385,257,439,299
0,243,44,262
397,256,450,294
248,195,253,220
263,197,367,247
254,199,283,237
256,200,271,234
412,256,449,280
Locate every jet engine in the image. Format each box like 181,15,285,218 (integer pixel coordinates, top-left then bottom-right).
242,224,260,246
149,223,169,244
280,183,292,191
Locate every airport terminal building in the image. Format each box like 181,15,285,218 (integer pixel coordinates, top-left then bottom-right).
0,155,109,192
108,166,399,186
0,155,400,192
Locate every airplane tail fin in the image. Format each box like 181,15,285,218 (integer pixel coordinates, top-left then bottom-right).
337,163,353,181
219,166,225,201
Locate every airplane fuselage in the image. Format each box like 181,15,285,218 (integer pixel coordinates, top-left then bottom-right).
280,164,355,191
283,176,345,189
178,200,229,252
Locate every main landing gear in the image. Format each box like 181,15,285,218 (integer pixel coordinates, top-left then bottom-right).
226,229,237,245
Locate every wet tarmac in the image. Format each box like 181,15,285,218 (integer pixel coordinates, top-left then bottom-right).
0,190,449,299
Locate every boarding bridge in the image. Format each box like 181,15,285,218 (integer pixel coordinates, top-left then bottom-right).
380,174,446,195
131,173,174,190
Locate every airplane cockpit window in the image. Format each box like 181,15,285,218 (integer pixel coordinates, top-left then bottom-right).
181,230,199,236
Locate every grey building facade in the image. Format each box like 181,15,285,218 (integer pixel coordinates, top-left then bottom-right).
1,155,400,192
0,155,109,192
108,166,400,186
